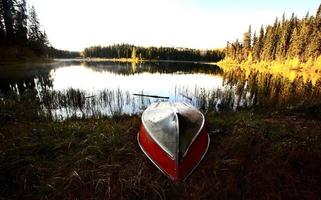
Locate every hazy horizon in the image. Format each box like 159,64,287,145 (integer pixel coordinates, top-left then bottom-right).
28,0,320,51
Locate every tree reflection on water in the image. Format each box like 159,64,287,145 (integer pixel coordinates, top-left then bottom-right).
1,61,321,120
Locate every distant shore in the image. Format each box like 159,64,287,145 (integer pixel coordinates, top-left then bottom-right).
54,57,219,65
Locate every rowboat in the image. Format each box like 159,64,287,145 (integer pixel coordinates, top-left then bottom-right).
137,102,210,181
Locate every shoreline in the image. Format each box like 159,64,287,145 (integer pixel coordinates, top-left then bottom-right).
53,57,219,65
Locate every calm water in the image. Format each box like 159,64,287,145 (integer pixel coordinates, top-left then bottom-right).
0,60,228,119
51,61,223,97
1,60,321,119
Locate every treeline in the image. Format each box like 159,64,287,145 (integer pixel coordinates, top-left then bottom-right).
47,47,80,58
83,44,225,62
0,0,50,57
225,4,321,63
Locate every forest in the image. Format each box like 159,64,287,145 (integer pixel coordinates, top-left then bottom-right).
83,44,225,62
0,0,82,60
0,0,51,59
225,4,321,64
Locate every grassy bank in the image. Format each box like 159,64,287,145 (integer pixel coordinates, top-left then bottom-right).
1,109,320,199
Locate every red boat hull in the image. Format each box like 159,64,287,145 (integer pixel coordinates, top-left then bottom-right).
138,123,209,181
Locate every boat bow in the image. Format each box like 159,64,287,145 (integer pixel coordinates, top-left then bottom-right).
138,102,210,181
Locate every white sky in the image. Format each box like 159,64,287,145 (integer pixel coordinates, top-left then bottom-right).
28,0,320,51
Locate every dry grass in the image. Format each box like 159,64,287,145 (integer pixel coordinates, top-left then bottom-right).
0,110,320,199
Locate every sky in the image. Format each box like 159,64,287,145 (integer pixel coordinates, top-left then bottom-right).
28,0,320,51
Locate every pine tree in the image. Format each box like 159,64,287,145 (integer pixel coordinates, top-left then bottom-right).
298,15,314,61
252,31,257,50
288,25,301,58
0,1,5,45
28,5,48,55
40,30,49,46
272,19,281,60
243,25,252,59
285,14,296,58
276,25,285,60
262,25,273,60
15,0,28,45
276,14,295,60
262,18,280,60
2,0,15,41
308,4,321,59
253,25,265,61
28,6,40,42
225,4,321,63
317,4,321,19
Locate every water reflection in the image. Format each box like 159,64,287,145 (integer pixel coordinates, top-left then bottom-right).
1,60,321,120
48,61,225,119
0,61,225,119
223,67,321,110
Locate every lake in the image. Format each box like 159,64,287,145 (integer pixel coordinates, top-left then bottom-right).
1,60,321,119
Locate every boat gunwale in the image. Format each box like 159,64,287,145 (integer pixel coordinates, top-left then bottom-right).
137,129,210,181
137,131,176,180
183,131,210,181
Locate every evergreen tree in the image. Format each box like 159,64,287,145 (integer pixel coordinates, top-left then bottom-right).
255,25,265,61
252,31,257,45
317,4,321,19
15,0,28,45
0,0,51,57
288,25,300,58
262,25,273,60
276,14,295,60
250,31,257,62
272,18,281,60
83,44,225,62
2,0,15,41
225,4,321,64
256,25,265,60
298,16,314,61
27,6,40,42
243,25,252,59
0,1,5,45
307,5,321,59
27,5,48,55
